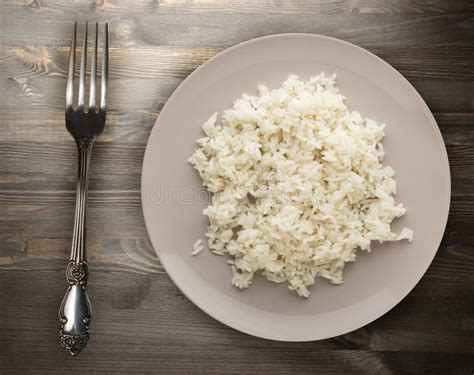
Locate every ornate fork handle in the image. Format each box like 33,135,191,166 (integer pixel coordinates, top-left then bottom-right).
59,137,94,355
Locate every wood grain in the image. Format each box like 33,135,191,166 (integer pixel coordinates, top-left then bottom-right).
1,44,474,116
1,0,473,373
1,7,474,48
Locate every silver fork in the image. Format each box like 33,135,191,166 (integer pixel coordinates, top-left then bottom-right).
59,21,108,356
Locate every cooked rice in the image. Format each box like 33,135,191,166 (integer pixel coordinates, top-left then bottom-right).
188,74,413,297
191,238,204,256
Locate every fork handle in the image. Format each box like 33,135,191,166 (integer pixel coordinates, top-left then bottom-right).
59,137,94,355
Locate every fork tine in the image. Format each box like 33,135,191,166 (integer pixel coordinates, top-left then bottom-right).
100,22,108,113
66,22,77,113
77,22,88,110
89,22,98,112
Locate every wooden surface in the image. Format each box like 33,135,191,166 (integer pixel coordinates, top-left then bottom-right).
1,0,473,373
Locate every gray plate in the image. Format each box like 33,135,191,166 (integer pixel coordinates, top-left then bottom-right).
141,34,450,341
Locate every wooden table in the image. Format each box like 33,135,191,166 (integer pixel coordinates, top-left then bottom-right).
1,1,473,373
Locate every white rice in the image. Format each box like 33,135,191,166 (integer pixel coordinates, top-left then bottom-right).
188,74,413,297
191,238,204,256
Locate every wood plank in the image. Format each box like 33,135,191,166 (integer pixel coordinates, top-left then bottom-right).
152,0,474,15
2,45,474,81
1,44,473,115
0,272,472,375
348,0,474,14
0,108,157,144
0,270,473,363
8,196,472,244
0,7,473,48
436,112,474,145
1,136,473,193
2,0,474,17
1,110,473,145
1,45,473,113
1,74,473,113
1,199,473,278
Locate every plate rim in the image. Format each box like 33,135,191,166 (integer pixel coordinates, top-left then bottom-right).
141,33,451,341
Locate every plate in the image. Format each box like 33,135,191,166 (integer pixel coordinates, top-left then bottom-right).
141,34,450,341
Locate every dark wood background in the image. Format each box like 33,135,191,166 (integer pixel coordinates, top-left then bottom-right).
1,0,473,373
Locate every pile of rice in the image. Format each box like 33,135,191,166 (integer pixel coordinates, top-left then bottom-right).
188,74,413,297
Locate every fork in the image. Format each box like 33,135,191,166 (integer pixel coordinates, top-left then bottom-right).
58,21,108,356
